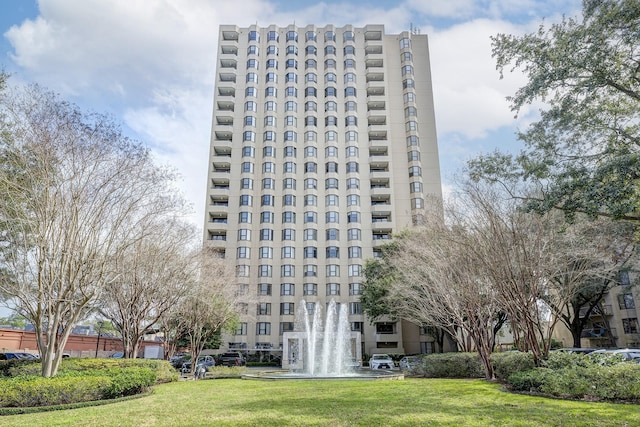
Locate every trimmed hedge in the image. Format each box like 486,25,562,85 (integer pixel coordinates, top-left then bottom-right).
420,352,484,378
0,358,177,408
491,351,535,380
508,352,640,401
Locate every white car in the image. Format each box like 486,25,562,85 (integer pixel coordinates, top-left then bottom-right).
369,353,395,370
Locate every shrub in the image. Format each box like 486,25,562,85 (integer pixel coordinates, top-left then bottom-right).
492,352,535,380
102,367,156,399
421,352,484,378
0,375,110,407
507,368,551,392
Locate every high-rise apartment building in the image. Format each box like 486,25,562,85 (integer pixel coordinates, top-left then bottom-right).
204,24,443,357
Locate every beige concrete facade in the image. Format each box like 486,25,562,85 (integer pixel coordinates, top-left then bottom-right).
204,24,443,358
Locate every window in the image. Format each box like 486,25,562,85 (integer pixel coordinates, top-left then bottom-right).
238,229,251,241
304,194,317,206
348,228,361,241
326,283,340,296
623,318,639,334
282,210,296,223
326,246,340,258
281,265,295,277
349,302,362,315
347,194,360,206
404,92,416,103
325,178,339,189
260,229,273,241
304,283,318,296
412,198,424,209
305,87,317,98
266,45,278,55
239,195,253,206
245,101,257,112
408,150,420,162
281,283,295,296
324,45,336,55
240,178,253,189
407,135,419,146
410,182,423,193
303,264,317,277
248,30,260,41
305,59,317,69
344,73,356,84
304,246,318,259
283,194,296,207
347,211,360,223
305,162,317,173
236,265,250,278
305,115,318,126
282,228,296,241
258,283,272,296
326,211,339,223
235,322,248,335
284,86,297,97
264,101,277,112
262,178,275,190
618,293,636,309
237,247,251,259
266,58,277,69
619,270,631,286
405,106,417,117
326,264,340,277
325,146,338,158
402,65,414,76
285,72,298,83
261,211,274,224
305,178,317,189
246,58,258,69
267,30,278,41
349,283,362,295
325,87,337,97
345,86,357,97
305,131,317,141
345,100,357,112
242,146,255,157
263,146,275,157
245,87,257,97
325,72,337,83
325,58,336,69
304,228,317,241
325,194,339,206
400,37,411,49
325,131,337,142
324,31,335,42
326,228,339,240
281,246,295,259
245,116,257,126
285,101,297,112
343,45,355,55
284,162,296,173
305,101,317,112
257,322,271,335
343,30,354,42
344,58,355,69
280,322,295,335
349,264,362,277
264,86,277,98
281,302,295,315
306,45,317,55
265,72,277,83
239,212,252,223
345,115,357,126
241,162,253,173
305,31,316,42
304,211,318,224
286,30,297,42
283,177,296,189
409,166,422,177
325,116,338,127
286,45,298,55
286,59,298,69
247,44,259,55
347,178,360,189
305,146,317,158
243,131,256,142
325,101,337,111
263,130,276,142
258,265,272,277
306,72,317,82
259,246,273,259
346,162,359,173
325,162,338,173
345,130,357,141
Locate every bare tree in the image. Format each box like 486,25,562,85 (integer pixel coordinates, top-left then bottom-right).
0,83,187,377
178,248,243,374
98,219,198,359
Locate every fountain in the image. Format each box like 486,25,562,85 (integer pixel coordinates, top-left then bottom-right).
242,299,404,381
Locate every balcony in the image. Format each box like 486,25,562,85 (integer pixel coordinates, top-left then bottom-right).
221,29,239,41
371,204,392,216
218,86,236,97
366,71,384,82
365,44,383,55
581,327,617,339
367,99,385,111
221,45,238,55
220,58,237,69
578,305,613,318
217,99,234,112
364,29,382,41
219,72,236,83
368,128,387,141
365,57,383,69
367,112,386,126
210,177,230,191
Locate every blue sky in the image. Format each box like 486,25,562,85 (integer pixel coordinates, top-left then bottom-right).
0,0,583,231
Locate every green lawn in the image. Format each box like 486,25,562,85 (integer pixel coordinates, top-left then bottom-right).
1,378,638,426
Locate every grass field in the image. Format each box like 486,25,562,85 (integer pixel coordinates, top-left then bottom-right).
1,377,639,426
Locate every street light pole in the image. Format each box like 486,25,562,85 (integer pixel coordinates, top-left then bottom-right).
95,321,104,358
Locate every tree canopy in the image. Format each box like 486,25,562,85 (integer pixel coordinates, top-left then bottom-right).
469,0,640,221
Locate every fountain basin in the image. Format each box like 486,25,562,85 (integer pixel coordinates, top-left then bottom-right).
242,369,404,381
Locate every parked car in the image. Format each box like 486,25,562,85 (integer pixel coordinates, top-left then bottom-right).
590,348,640,361
218,352,246,367
109,351,124,358
0,352,29,361
554,348,597,354
399,355,422,370
181,355,215,373
170,354,189,369
369,353,395,370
